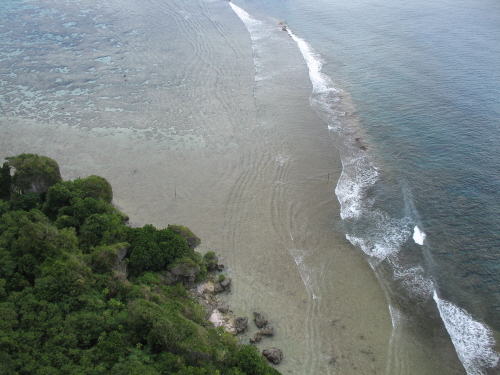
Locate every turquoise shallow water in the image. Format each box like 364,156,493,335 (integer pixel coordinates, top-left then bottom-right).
231,0,500,373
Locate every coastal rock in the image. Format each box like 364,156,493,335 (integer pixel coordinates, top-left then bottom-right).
169,264,200,277
262,348,283,364
235,317,248,333
168,225,201,250
220,277,232,289
214,277,231,293
200,282,215,294
204,253,219,271
253,312,268,328
214,282,225,293
250,331,263,343
260,325,274,337
217,301,230,314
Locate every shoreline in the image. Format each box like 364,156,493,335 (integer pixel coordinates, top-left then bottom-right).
0,0,395,373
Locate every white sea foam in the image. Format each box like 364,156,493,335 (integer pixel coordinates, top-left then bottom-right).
393,264,434,298
286,29,339,95
335,154,379,220
288,247,309,266
388,304,405,329
413,225,426,245
433,292,500,375
229,3,270,41
345,211,411,260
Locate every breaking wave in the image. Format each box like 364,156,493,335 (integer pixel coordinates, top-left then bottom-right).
434,292,499,375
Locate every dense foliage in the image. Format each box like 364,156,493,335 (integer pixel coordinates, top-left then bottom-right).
6,154,62,195
0,155,280,375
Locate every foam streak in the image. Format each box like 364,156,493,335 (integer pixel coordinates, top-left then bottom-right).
434,292,499,375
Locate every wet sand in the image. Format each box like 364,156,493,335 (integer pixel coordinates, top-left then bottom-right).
0,0,393,373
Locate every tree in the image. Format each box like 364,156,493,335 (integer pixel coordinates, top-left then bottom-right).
73,175,113,204
0,162,11,201
6,154,62,195
127,225,192,275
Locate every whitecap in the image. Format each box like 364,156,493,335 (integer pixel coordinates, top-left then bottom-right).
345,212,411,261
413,225,426,245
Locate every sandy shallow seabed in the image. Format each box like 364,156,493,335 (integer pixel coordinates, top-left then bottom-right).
0,0,395,373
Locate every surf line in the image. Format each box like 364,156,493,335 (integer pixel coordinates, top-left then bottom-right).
229,3,500,374
274,12,500,375
434,291,499,374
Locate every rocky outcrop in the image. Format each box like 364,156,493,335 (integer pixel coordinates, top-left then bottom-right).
235,317,249,333
166,259,201,286
260,325,274,337
216,300,229,314
168,225,201,250
214,277,232,293
203,251,225,272
262,348,283,364
250,313,274,342
250,331,263,343
253,312,268,328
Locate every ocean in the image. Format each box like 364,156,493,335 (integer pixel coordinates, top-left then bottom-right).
1,0,499,374
229,0,500,373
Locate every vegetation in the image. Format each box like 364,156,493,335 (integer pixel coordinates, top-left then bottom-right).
6,154,62,195
0,155,280,375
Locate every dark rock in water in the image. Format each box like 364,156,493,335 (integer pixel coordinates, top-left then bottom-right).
260,325,274,337
250,331,263,343
214,277,231,293
235,317,248,333
217,263,225,271
220,277,232,289
214,282,224,293
253,312,268,328
203,251,219,271
262,348,283,364
217,301,229,314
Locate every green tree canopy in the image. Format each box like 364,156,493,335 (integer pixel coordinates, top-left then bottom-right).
6,154,62,195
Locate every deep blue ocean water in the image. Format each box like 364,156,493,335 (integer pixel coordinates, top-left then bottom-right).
232,0,500,373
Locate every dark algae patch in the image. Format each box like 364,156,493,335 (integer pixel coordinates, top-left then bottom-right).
0,154,280,375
